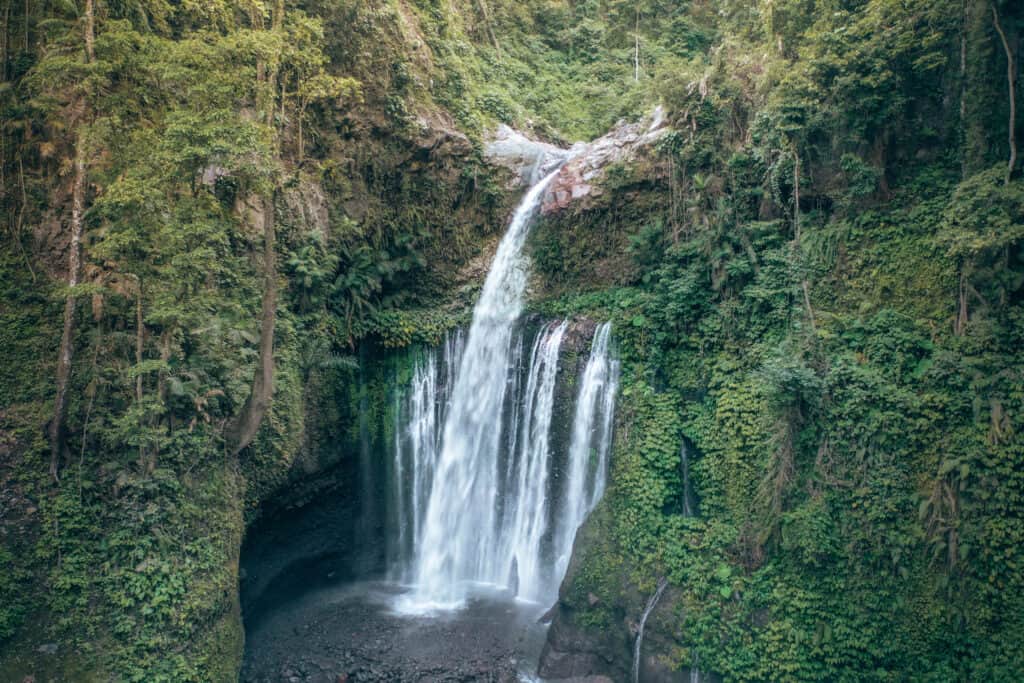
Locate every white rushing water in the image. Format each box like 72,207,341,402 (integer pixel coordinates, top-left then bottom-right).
390,330,465,582
633,576,669,683
388,168,618,612
409,170,561,609
553,322,619,581
499,320,567,600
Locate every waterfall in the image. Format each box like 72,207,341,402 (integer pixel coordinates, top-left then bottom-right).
499,320,567,600
383,167,618,612
553,322,619,580
633,577,669,683
407,169,561,609
391,330,464,582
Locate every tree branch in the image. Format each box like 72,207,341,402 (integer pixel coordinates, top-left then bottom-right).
992,3,1017,185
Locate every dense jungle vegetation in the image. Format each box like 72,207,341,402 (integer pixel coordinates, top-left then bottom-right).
1,0,1022,681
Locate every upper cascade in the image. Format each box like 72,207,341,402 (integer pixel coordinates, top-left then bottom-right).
405,169,563,610
484,125,577,187
391,166,619,612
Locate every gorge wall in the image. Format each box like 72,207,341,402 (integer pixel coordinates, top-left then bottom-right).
2,1,1024,682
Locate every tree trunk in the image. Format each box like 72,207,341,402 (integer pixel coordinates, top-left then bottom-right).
135,283,146,472
268,0,284,122
793,150,801,243
634,8,640,82
49,0,96,483
157,328,170,410
964,0,993,175
225,193,277,454
956,267,969,335
992,3,1017,185
960,0,968,178
298,101,305,163
135,285,143,405
50,139,86,482
476,0,501,55
2,1,10,83
84,0,95,62
224,0,284,455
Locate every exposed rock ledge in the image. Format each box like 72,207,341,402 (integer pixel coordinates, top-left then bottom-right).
484,107,670,213
544,106,668,213
484,124,575,187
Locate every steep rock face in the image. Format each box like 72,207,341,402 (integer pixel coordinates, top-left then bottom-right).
484,107,669,209
538,510,702,683
542,107,669,214
538,510,633,681
239,338,395,626
239,465,362,626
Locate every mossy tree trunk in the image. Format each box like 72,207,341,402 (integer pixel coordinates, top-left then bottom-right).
226,193,278,454
226,0,284,455
990,3,1017,185
49,0,95,482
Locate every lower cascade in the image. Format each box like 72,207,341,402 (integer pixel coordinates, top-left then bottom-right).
386,171,620,610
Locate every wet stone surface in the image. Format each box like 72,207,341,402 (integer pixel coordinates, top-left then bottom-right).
241,582,551,683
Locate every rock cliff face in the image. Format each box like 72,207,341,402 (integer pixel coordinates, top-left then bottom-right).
485,108,668,208
536,507,634,682
542,107,669,214
485,124,573,187
538,510,709,683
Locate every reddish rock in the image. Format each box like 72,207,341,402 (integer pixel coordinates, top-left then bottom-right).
540,107,670,215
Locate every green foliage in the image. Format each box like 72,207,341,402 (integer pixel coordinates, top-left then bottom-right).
0,546,29,641
1,0,1023,680
527,2,1024,676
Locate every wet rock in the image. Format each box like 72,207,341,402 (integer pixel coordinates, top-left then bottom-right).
538,604,558,624
242,582,537,683
537,608,627,681
485,124,573,188
541,106,670,214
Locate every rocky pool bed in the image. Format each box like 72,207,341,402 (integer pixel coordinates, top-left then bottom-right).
241,581,555,683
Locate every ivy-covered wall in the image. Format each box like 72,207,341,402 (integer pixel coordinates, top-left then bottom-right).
527,7,1024,671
